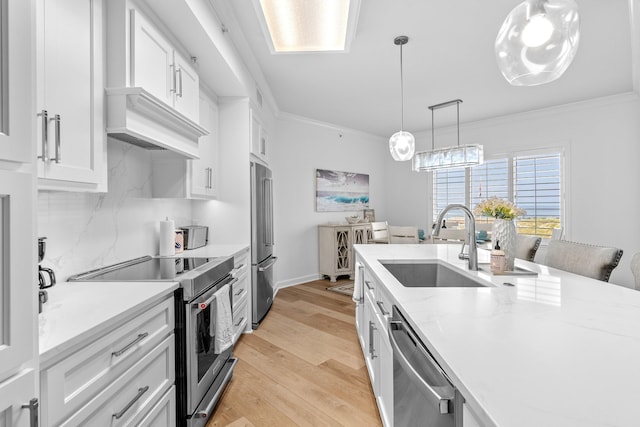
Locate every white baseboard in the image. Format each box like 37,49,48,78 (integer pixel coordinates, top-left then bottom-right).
276,273,323,290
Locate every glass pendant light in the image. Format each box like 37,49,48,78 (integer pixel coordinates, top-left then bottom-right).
495,0,580,86
389,36,415,161
413,99,484,171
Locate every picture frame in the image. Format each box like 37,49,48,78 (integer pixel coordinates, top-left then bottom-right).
363,209,375,223
315,169,370,212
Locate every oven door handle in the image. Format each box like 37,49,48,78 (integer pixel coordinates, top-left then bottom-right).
191,277,238,313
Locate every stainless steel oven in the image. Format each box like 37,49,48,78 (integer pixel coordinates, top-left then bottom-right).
69,255,238,427
183,274,237,426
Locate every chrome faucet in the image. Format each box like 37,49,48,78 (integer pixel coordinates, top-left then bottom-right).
432,204,478,271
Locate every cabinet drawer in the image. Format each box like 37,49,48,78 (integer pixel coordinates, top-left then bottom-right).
41,297,174,426
231,272,249,307
232,299,248,342
363,268,377,297
137,385,176,427
60,334,175,426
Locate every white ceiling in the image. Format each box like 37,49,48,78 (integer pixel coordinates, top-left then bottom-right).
222,0,635,137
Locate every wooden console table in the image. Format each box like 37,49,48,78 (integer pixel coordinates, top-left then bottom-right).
318,223,371,282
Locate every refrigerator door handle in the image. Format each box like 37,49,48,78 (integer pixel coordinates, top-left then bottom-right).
264,177,274,246
258,257,278,272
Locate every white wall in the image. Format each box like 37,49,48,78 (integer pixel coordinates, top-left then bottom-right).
271,115,388,287
385,93,640,287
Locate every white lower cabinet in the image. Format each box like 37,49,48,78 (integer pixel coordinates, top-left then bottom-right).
232,248,251,337
358,258,393,427
0,369,37,427
137,386,176,427
40,296,176,426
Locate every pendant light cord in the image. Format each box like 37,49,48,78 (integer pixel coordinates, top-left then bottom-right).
400,42,405,132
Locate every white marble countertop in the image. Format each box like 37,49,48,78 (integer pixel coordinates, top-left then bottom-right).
39,244,248,368
39,280,179,368
355,244,640,427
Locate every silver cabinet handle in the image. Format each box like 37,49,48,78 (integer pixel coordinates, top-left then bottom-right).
170,64,176,93
50,114,61,163
234,288,244,297
204,167,209,189
112,386,149,419
209,167,213,189
376,300,389,316
365,280,374,290
112,332,148,357
177,68,183,97
37,110,48,161
258,257,277,272
21,398,39,427
368,321,377,359
234,316,245,327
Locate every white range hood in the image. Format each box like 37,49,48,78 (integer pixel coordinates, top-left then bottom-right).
105,87,208,159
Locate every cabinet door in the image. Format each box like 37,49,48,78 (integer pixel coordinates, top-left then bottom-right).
37,0,105,187
189,94,218,199
335,227,351,273
0,171,36,379
173,52,199,122
130,9,173,106
0,0,32,164
0,370,37,427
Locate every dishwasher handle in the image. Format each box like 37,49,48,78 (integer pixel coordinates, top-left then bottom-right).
389,320,453,414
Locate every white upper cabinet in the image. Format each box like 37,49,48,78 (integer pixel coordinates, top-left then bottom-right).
250,108,269,164
130,8,199,122
172,52,200,121
0,0,32,164
130,9,174,108
151,92,218,199
36,0,107,191
106,1,205,158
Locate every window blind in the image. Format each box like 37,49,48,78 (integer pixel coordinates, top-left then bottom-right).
432,168,466,225
431,151,563,238
513,154,561,237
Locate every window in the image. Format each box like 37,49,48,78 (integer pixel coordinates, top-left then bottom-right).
433,167,465,227
432,151,563,238
513,154,561,237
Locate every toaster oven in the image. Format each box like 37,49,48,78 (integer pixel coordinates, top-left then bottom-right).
180,226,209,249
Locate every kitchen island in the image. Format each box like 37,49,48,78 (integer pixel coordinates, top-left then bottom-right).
355,244,640,427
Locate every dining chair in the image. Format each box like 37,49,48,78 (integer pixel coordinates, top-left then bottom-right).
631,252,640,290
514,235,542,262
388,226,419,244
369,221,390,244
544,239,623,282
551,227,564,240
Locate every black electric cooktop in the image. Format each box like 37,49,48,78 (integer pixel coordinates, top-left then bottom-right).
68,255,234,299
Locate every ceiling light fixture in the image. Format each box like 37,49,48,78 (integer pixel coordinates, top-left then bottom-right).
389,36,415,162
255,0,361,53
495,0,580,86
413,99,483,171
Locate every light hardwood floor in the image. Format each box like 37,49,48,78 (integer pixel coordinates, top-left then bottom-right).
207,280,382,427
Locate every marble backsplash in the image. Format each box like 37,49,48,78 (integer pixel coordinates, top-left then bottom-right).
37,139,205,281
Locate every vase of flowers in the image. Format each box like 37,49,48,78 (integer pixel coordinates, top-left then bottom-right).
474,197,526,271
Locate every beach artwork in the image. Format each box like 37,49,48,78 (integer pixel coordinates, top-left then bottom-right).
316,169,369,212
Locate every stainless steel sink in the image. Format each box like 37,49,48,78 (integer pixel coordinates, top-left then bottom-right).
381,261,490,288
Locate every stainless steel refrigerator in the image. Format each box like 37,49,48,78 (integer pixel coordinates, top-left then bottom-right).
250,161,276,329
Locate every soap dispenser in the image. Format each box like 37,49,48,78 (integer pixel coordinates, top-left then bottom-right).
491,240,506,274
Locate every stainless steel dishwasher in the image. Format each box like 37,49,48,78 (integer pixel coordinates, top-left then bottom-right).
389,306,463,427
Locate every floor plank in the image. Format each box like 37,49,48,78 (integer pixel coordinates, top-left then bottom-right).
207,280,382,427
